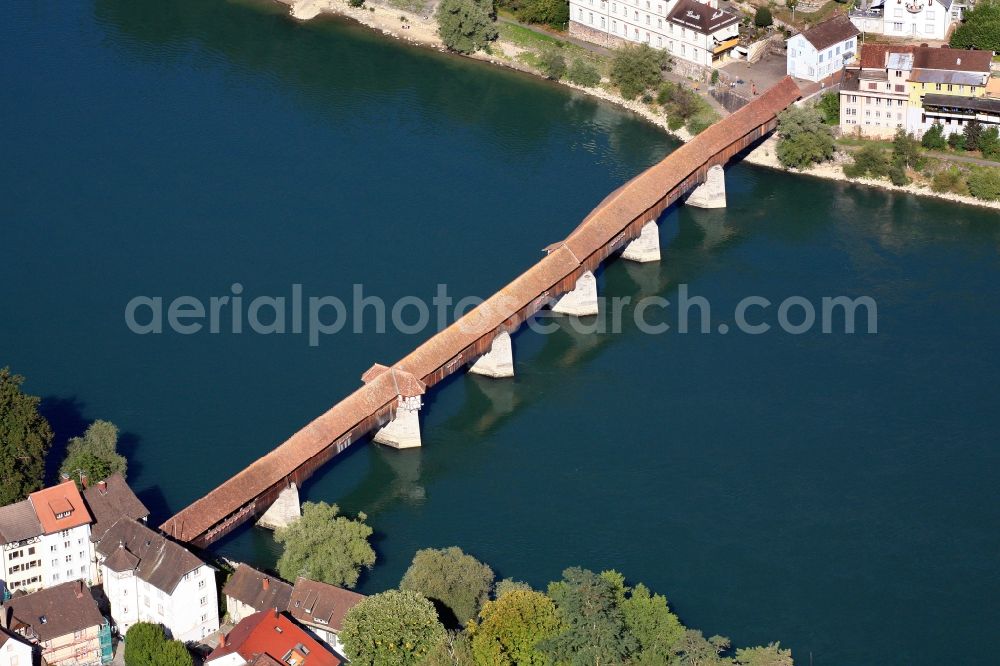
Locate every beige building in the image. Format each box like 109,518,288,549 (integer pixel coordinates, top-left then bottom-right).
2,581,110,666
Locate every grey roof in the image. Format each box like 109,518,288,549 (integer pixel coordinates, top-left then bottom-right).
886,52,913,71
0,501,42,545
4,581,105,643
94,518,204,594
800,15,860,51
286,577,365,633
222,564,293,614
667,0,739,34
82,474,150,541
923,94,1000,113
910,69,986,86
102,543,141,573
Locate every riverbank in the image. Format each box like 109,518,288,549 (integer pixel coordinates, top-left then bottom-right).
277,0,998,211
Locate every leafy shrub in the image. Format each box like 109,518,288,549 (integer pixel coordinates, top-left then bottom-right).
754,6,773,26
817,92,840,124
949,0,1000,51
500,0,568,26
967,167,1000,201
610,44,668,100
888,161,910,186
921,122,947,150
843,145,890,179
931,167,969,195
539,50,567,80
775,107,835,169
948,132,966,151
436,0,497,53
710,69,720,85
963,119,984,152
980,127,1000,161
892,127,923,170
566,59,601,87
348,0,365,7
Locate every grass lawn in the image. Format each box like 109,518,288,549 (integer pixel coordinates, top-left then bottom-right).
497,21,607,72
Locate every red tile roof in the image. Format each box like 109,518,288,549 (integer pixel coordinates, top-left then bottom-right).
207,610,342,666
799,15,859,51
28,480,92,535
858,43,991,73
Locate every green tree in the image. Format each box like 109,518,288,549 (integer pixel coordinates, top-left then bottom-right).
979,126,1000,160
817,92,840,124
931,166,969,195
124,623,192,666
424,630,475,666
921,122,947,150
843,144,890,179
274,501,375,588
516,0,570,25
775,107,835,169
60,420,127,487
540,567,638,665
400,547,494,625
610,44,668,100
469,589,560,665
539,49,567,80
621,582,685,663
566,59,601,87
948,131,967,151
754,6,773,27
494,578,532,597
949,0,1000,50
672,630,732,666
340,590,447,666
735,642,795,666
963,119,984,152
0,368,53,505
967,167,1000,200
436,0,498,54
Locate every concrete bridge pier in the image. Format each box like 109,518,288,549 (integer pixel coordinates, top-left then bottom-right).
374,395,423,449
622,220,661,263
686,165,727,209
256,483,301,531
552,271,599,316
469,331,514,378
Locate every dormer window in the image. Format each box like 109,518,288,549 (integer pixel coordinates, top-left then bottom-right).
39,616,48,625
55,510,72,519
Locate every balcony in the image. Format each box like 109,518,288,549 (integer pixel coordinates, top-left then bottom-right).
713,37,739,54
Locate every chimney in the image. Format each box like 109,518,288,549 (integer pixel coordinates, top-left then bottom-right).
956,57,961,65
98,480,107,494
262,578,270,591
76,581,84,599
80,474,89,489
0,607,10,630
273,608,279,619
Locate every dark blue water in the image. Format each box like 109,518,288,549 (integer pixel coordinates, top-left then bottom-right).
3,0,999,663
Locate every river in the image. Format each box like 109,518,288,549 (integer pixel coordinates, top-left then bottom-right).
3,0,999,663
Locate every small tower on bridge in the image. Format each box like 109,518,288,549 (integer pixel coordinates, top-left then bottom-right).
362,364,426,449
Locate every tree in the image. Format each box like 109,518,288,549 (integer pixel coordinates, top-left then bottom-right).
949,0,1000,51
424,631,475,666
963,119,984,152
979,126,1000,160
539,49,567,80
754,6,773,27
274,501,375,588
468,589,560,665
540,567,638,665
921,122,947,150
566,59,601,87
672,630,733,666
436,0,498,54
400,547,494,626
948,131,966,151
735,642,795,666
515,0,569,26
610,44,668,100
494,578,533,597
967,167,1000,200
817,92,839,124
621,582,685,663
843,144,890,179
931,166,969,195
340,590,447,666
0,368,53,505
775,107,835,169
123,623,192,666
60,420,127,487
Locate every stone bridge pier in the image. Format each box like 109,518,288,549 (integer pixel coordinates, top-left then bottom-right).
469,331,515,378
686,164,727,209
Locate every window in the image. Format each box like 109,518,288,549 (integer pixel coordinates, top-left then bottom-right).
200,596,208,606
157,604,164,615
65,555,72,563
925,23,934,32
198,580,206,589
63,541,70,549
50,546,57,553
28,547,35,555
947,84,953,91
935,83,942,90
893,21,903,29
51,559,58,567
201,614,208,622
52,573,60,581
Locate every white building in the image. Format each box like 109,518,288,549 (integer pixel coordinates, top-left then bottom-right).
567,0,740,68
94,518,219,642
850,0,956,41
0,628,34,666
0,481,99,596
786,15,860,82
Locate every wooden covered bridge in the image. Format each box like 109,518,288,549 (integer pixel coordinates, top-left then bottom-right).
160,77,801,547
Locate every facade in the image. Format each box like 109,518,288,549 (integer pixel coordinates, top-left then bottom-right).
94,519,218,642
285,578,364,657
786,15,860,82
849,0,956,41
223,565,292,624
840,44,993,137
206,610,342,666
0,628,34,666
567,0,740,68
2,581,111,666
0,481,98,596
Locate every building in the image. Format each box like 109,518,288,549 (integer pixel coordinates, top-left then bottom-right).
786,15,860,82
81,475,149,543
2,581,111,666
567,0,739,69
223,565,292,624
285,578,364,657
850,0,957,41
206,610,342,666
0,481,98,596
840,44,993,137
94,519,218,642
0,628,34,666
